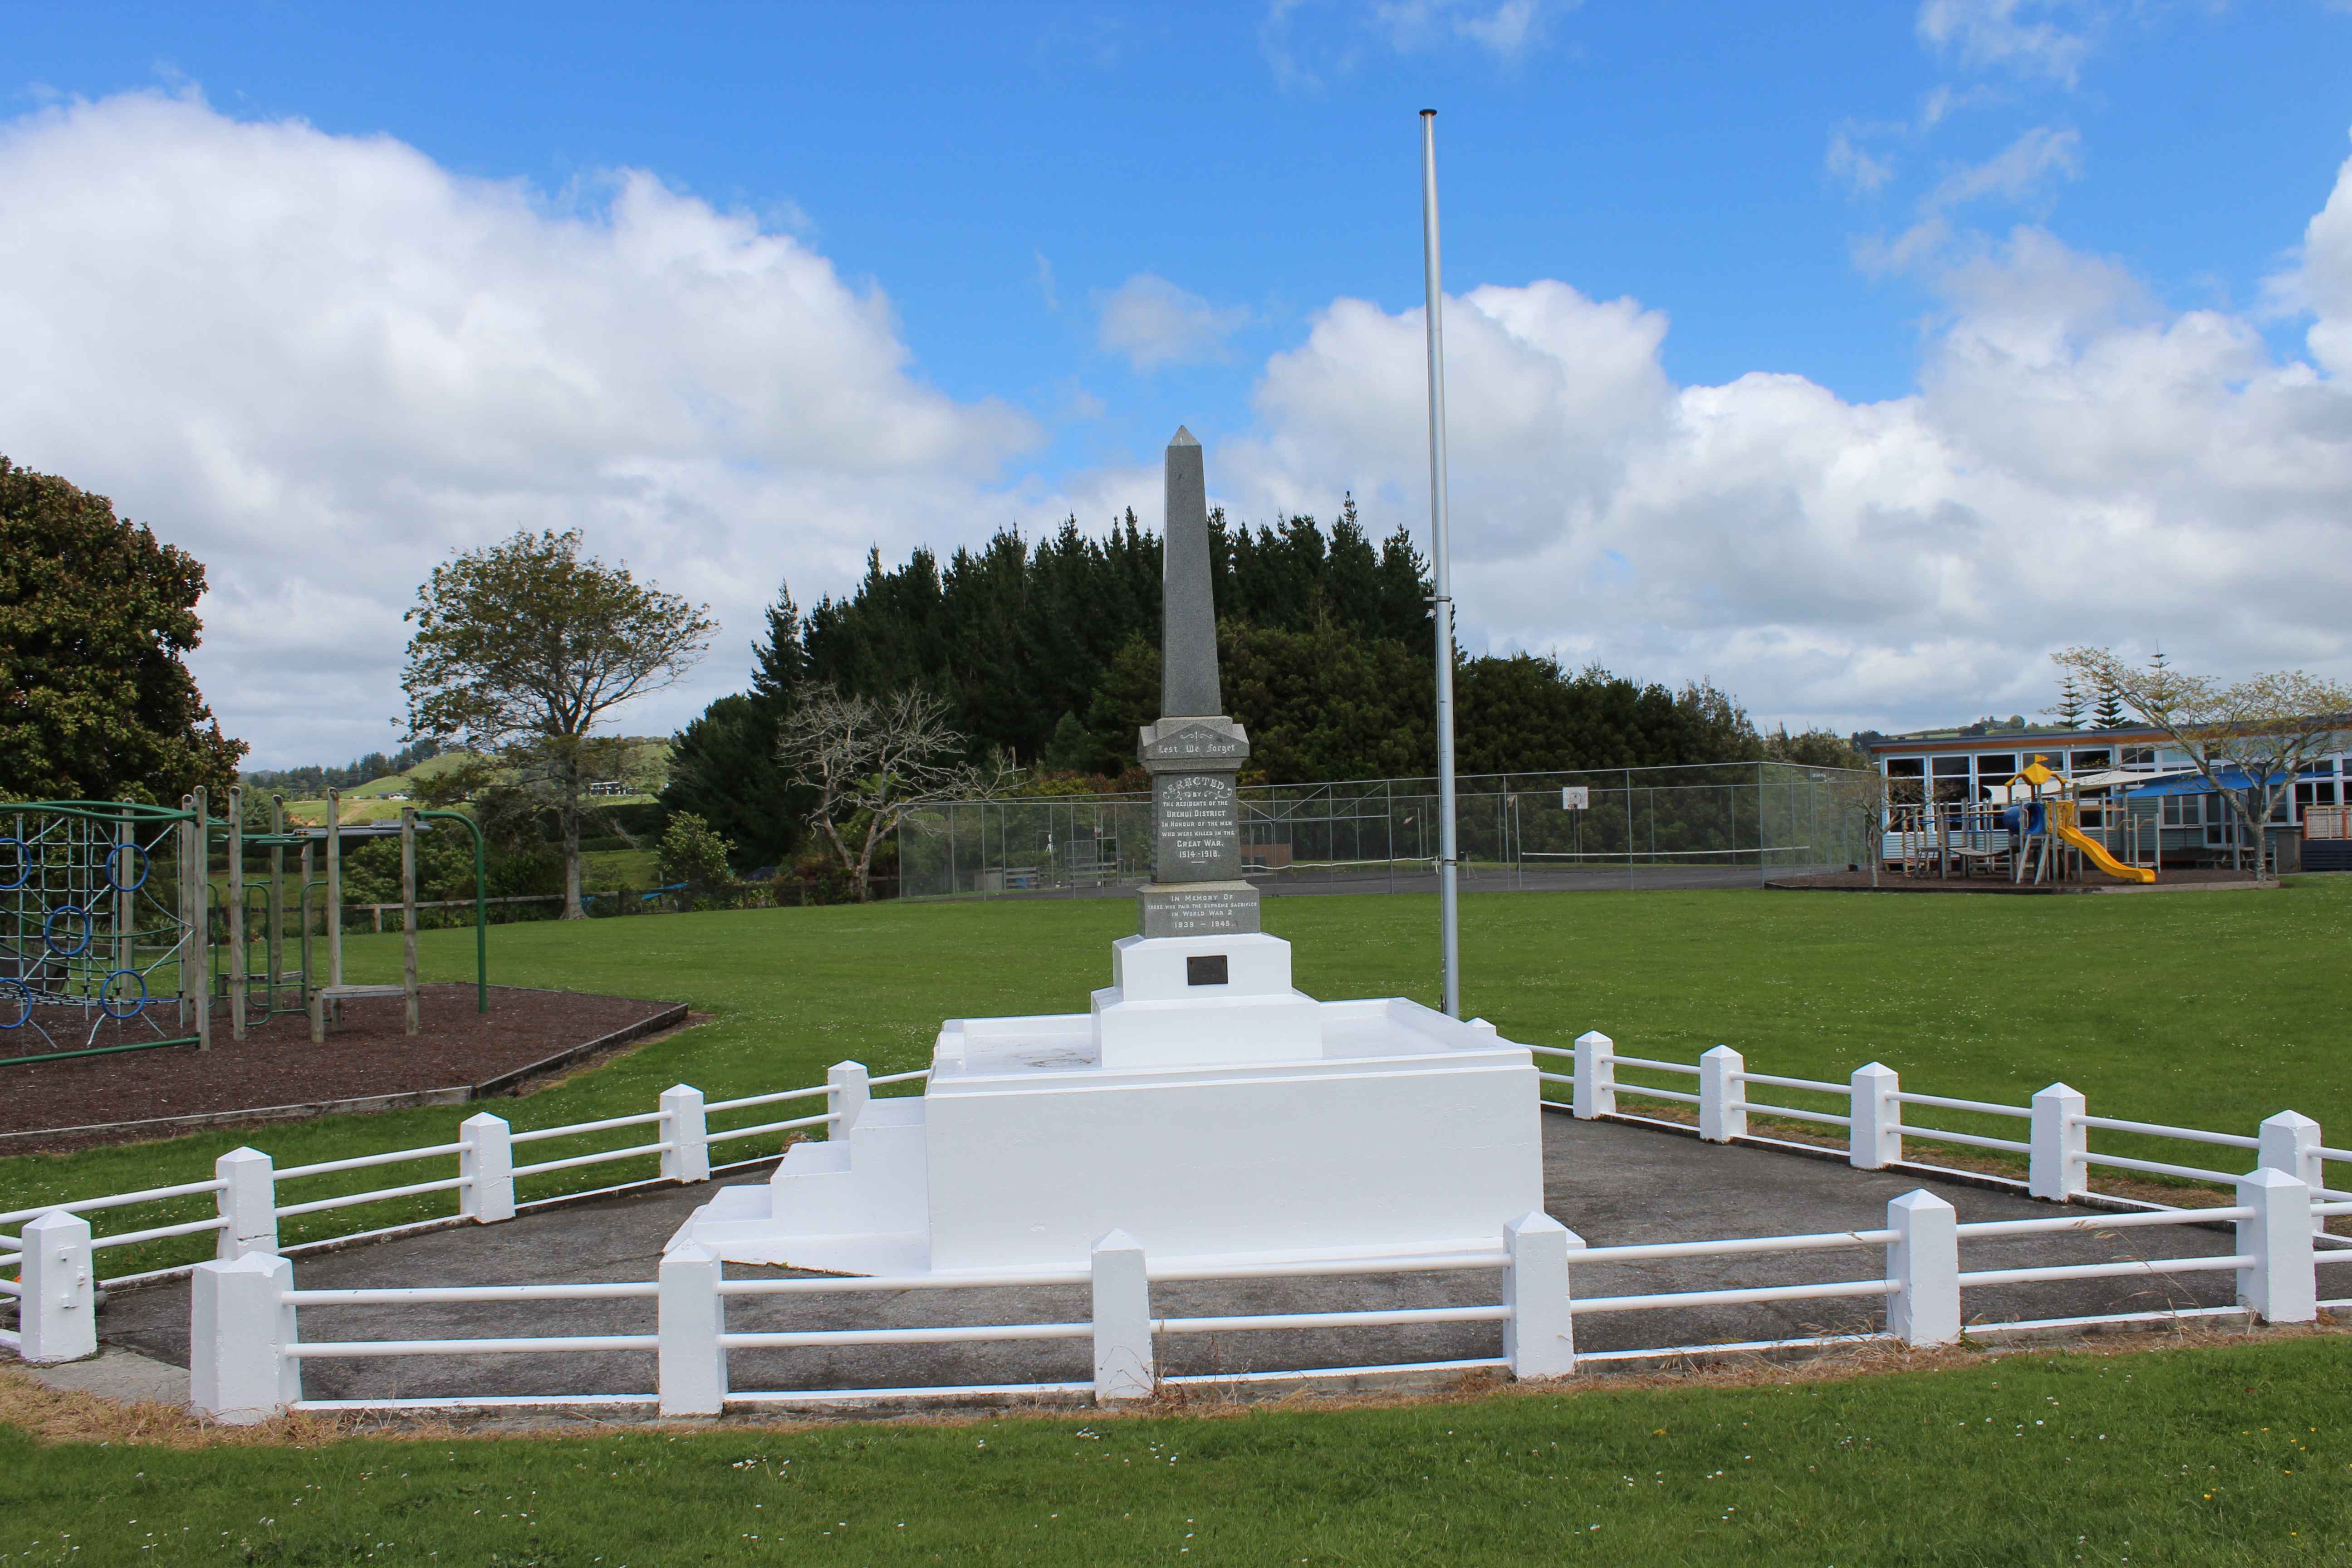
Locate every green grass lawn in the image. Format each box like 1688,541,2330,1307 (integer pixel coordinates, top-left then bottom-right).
8,881,2352,1563
3,1335,2345,1565
6,878,2350,1273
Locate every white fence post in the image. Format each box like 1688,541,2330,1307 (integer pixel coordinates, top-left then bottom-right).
657,1240,727,1417
1849,1063,1901,1170
2029,1083,2087,1201
1885,1190,1960,1347
2258,1112,2325,1235
1090,1228,1154,1404
17,1211,96,1365
1698,1046,1745,1143
459,1112,515,1224
215,1147,278,1259
2235,1167,2317,1325
1571,1031,1615,1119
1503,1211,1578,1379
661,1085,710,1185
828,1060,871,1139
190,1251,298,1423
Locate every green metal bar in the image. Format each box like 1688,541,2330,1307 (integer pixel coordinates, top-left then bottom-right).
0,1034,201,1069
417,809,489,1014
5,800,196,827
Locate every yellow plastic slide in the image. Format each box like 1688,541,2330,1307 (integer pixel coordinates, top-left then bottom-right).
2048,804,2156,883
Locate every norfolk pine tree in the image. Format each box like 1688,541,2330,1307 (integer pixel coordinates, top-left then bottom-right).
402,529,713,917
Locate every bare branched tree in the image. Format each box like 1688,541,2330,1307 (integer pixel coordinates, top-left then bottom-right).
2051,648,2352,879
775,684,1013,901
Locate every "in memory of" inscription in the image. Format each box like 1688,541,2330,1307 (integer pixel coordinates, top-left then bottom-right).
1138,885,1259,938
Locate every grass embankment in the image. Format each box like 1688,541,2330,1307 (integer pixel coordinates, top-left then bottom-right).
6,879,2350,1274
2,1335,2345,1564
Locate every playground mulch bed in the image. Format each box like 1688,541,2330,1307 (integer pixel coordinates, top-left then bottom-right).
1767,867,2267,894
0,985,687,1155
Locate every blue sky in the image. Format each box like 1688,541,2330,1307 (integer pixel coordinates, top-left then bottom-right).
6,2,2352,762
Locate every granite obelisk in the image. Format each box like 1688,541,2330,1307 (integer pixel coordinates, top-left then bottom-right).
1135,428,1259,940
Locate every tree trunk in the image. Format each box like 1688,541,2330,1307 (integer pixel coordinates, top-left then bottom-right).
852,816,879,903
561,766,586,919
2229,788,2261,881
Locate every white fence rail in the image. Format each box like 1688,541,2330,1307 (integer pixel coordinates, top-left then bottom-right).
174,1176,2347,1422
1539,1032,2347,1222
0,1075,861,1315
10,1040,2351,1390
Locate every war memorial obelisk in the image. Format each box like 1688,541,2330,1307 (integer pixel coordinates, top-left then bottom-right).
1135,426,1257,942
674,428,1542,1275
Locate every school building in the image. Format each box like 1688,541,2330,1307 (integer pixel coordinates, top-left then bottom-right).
1853,721,2350,871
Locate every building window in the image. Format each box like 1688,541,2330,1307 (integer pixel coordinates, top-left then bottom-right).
2121,746,2156,768
2161,794,2202,828
2070,750,2111,770
1930,755,1970,803
1975,754,2017,779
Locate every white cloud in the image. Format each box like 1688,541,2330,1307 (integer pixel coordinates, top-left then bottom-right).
1916,0,2103,86
1260,0,1572,89
2287,131,2352,376
12,88,2352,764
1371,0,1567,60
1859,125,2084,275
0,91,1038,766
1093,273,1250,370
1929,124,2082,208
1826,123,1899,197
1218,155,2352,734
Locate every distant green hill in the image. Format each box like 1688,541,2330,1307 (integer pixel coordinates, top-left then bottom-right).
343,739,672,802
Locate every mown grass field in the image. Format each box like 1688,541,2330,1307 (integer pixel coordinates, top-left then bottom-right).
6,881,2352,1564
6,877,2351,1274
2,1334,2345,1564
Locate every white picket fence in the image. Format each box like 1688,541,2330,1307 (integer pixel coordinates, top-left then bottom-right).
5,1039,2350,1417
0,1068,909,1363
122,1172,2352,1422
1539,1031,2352,1214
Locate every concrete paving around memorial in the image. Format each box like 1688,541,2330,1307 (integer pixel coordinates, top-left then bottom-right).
74,1112,2250,1411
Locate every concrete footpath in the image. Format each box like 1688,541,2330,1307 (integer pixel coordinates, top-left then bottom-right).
68,1112,2248,1408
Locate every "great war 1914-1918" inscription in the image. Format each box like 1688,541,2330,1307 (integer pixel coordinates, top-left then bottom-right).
1154,770,1240,881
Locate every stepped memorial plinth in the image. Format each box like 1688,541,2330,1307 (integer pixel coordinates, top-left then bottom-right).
672,428,1542,1276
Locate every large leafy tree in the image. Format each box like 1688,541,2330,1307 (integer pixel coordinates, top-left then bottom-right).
800,503,1429,767
0,456,245,803
402,528,713,917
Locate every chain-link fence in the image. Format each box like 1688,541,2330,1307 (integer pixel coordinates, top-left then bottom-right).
897,762,1881,900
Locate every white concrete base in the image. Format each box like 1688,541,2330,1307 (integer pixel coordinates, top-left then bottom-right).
1090,931,1323,1069
673,978,1544,1276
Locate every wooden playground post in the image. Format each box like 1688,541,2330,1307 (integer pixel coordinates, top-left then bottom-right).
325,787,344,993
268,796,286,1015
298,838,313,1009
401,807,421,1035
227,787,246,1040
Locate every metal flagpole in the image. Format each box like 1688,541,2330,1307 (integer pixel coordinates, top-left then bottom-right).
1420,109,1461,1019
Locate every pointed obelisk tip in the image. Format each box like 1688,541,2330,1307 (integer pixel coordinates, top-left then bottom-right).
1169,425,1199,448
